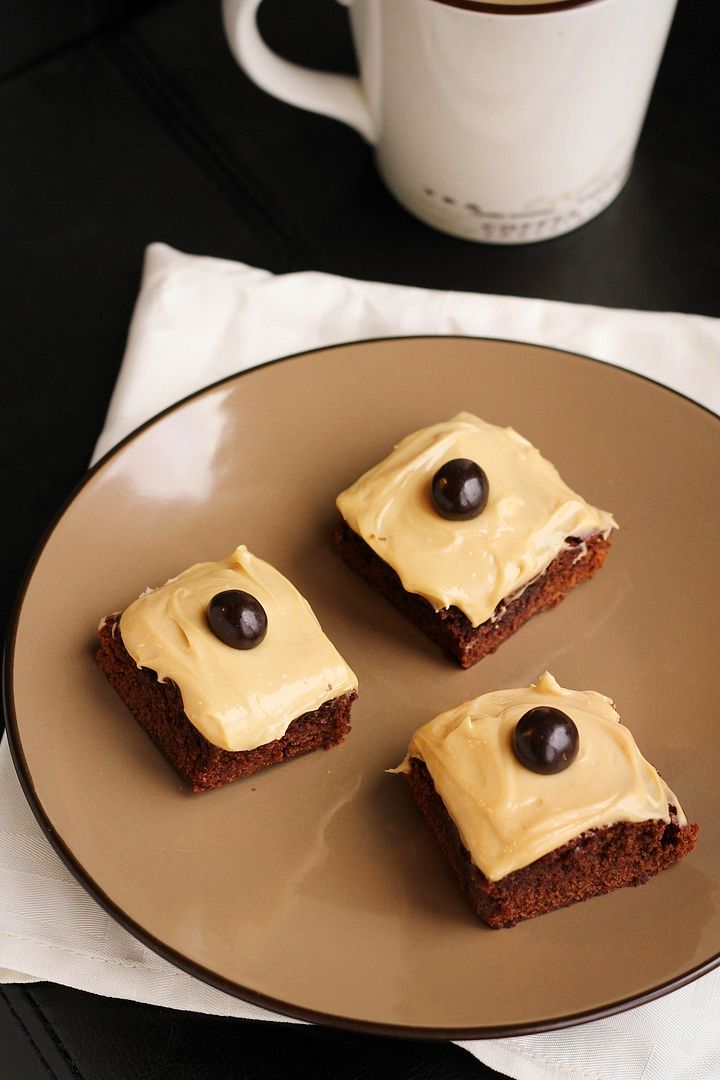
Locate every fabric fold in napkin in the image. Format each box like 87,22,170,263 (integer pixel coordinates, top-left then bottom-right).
2,243,719,1080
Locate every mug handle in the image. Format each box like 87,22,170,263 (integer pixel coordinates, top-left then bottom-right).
222,0,375,142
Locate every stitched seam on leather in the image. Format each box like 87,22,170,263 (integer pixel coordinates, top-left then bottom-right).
22,988,87,1080
0,0,146,86
97,26,313,268
0,986,62,1079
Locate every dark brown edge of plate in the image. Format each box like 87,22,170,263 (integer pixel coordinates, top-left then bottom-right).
4,334,720,1040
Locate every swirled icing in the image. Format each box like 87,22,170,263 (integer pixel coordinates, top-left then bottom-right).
394,673,685,881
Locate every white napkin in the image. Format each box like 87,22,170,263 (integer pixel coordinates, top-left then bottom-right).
2,242,719,1079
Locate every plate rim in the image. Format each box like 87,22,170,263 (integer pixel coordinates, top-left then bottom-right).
5,333,720,1039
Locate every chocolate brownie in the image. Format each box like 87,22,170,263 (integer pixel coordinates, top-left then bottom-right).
335,413,617,668
394,674,699,927
406,758,698,928
333,520,611,668
96,546,358,792
97,615,356,792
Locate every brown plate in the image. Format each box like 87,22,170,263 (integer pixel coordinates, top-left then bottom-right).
5,337,720,1038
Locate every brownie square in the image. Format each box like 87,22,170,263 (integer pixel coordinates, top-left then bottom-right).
335,413,617,667
406,758,698,928
97,615,356,792
334,520,611,668
395,674,698,926
96,546,358,791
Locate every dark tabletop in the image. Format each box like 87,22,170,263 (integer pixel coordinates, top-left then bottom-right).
1,1,718,1077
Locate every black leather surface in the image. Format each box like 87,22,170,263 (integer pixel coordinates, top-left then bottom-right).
1,0,718,1076
0,984,503,1080
0,1,158,78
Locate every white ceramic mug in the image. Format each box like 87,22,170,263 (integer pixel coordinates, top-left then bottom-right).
222,0,678,244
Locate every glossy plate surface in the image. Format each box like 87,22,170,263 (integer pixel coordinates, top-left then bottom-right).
6,337,720,1037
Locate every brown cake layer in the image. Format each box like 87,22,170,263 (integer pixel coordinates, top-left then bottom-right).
97,615,356,792
333,520,611,668
406,758,699,928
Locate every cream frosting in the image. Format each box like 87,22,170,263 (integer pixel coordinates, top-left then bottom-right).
394,673,685,882
117,547,358,752
336,413,617,627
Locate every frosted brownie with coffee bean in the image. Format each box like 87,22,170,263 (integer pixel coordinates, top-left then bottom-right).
393,673,698,927
334,412,617,668
96,546,358,791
